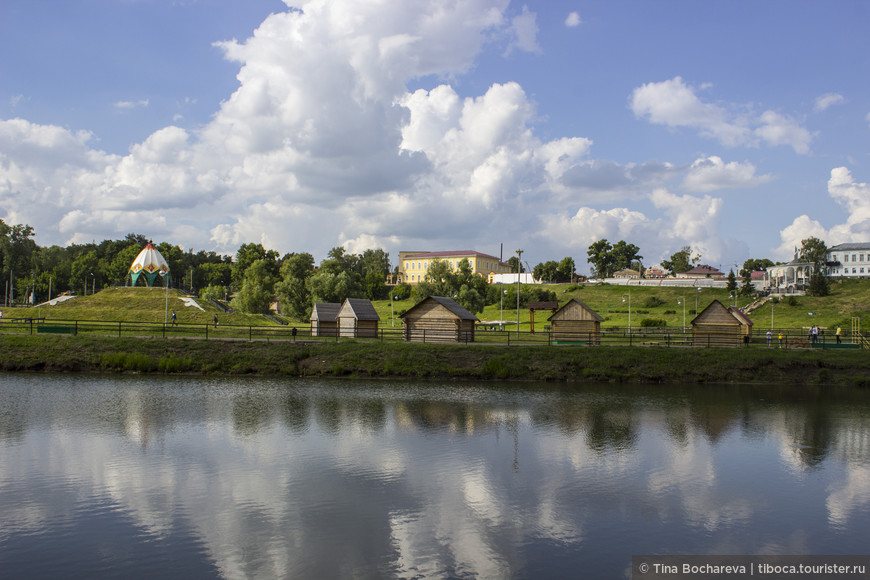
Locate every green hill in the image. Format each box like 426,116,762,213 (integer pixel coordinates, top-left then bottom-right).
14,287,278,326
11,279,870,333
377,279,870,332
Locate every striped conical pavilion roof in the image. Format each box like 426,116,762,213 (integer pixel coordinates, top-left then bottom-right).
129,242,170,286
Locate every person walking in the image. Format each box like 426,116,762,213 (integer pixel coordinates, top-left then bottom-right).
213,314,218,328
766,330,772,347
836,326,842,344
778,331,784,348
170,310,177,326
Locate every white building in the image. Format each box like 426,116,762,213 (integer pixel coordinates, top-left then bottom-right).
827,242,870,278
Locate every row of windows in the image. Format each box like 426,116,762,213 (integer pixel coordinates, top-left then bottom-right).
835,253,867,263
403,258,508,272
831,267,866,274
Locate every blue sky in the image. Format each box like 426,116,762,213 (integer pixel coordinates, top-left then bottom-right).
2,0,869,274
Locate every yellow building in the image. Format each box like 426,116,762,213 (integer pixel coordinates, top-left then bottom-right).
398,250,512,284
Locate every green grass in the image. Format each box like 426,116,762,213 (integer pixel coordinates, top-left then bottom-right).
12,279,870,336
2,334,868,386
18,287,288,327
373,280,870,333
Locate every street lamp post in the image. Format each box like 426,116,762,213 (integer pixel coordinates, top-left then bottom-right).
622,290,631,335
515,249,523,338
500,287,507,329
695,287,702,315
678,295,686,332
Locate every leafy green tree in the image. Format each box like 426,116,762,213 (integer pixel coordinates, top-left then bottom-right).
199,262,232,288
106,244,143,286
587,239,614,278
557,257,576,282
413,259,454,300
230,259,276,314
232,243,279,291
307,270,359,304
359,248,390,300
726,269,738,294
533,261,560,283
70,250,100,295
610,241,642,274
200,284,228,302
741,258,774,276
800,237,829,296
507,256,524,273
661,246,699,275
413,258,488,314
275,252,315,320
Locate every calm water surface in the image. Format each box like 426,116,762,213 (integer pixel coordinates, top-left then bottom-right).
1,375,869,579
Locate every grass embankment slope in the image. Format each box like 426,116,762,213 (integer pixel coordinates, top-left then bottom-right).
14,279,870,332
1,334,869,386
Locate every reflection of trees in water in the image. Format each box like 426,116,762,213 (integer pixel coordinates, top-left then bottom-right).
529,396,640,453
396,401,476,433
280,393,309,433
312,397,387,435
232,390,275,436
0,395,26,443
314,396,342,435
784,401,835,469
585,404,638,453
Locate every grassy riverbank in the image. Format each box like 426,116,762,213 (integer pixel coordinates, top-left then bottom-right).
1,334,868,386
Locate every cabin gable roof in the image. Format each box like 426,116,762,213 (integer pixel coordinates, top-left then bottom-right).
339,298,380,321
310,302,341,322
548,298,604,322
400,296,479,321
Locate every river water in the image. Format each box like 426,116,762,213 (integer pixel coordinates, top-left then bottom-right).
0,375,868,579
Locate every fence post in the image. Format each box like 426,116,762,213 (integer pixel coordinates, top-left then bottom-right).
30,319,33,335
249,326,252,342
206,324,208,340
118,321,122,338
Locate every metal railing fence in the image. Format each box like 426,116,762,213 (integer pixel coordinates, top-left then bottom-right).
0,317,865,349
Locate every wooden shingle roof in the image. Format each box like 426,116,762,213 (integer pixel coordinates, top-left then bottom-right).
341,298,380,321
400,296,479,321
310,302,341,322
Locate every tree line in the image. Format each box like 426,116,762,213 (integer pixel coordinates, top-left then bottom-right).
0,220,569,320
585,236,829,297
1,217,830,319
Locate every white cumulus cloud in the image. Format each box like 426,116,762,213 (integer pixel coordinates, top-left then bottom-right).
774,167,870,259
565,12,582,27
631,77,813,154
682,156,773,192
814,93,844,112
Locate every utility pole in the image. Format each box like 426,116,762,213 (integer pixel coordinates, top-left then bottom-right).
516,249,523,338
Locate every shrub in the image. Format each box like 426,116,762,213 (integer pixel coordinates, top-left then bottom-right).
643,296,665,308
200,284,227,302
787,296,799,306
101,352,154,372
640,318,667,328
663,309,676,315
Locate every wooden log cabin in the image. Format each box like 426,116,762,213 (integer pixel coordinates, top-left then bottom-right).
547,298,604,344
691,299,754,347
310,302,341,337
337,298,380,338
400,296,479,343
